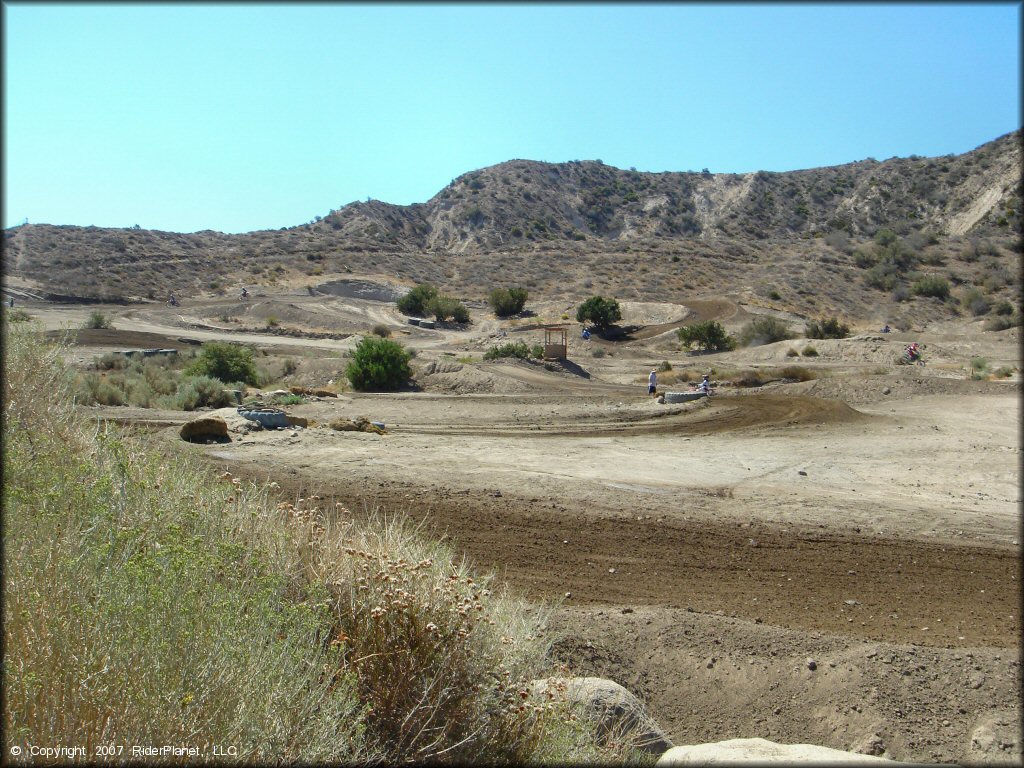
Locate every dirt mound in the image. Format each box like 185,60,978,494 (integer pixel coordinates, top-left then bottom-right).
47,328,193,349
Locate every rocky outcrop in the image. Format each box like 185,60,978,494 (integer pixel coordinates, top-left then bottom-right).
531,676,672,755
656,737,900,764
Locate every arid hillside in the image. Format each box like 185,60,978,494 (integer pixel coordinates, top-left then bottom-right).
3,130,1020,331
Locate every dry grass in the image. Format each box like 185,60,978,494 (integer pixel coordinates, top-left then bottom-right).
3,321,628,764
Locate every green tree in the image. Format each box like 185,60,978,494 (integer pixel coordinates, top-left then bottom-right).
487,287,529,317
346,336,411,391
677,320,735,352
187,342,259,385
396,283,438,317
575,296,622,330
805,316,850,339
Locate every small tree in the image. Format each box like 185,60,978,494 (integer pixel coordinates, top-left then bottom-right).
805,316,850,339
488,287,528,317
186,342,259,385
346,336,411,391
396,283,438,316
576,296,622,330
677,320,735,352
737,316,794,347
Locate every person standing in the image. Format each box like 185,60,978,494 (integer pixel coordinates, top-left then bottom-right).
648,369,657,396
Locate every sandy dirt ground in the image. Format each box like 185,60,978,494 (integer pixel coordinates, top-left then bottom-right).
18,287,1022,764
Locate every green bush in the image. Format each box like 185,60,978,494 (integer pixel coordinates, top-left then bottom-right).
657,360,673,372
483,341,541,361
187,342,259,386
802,346,819,357
738,316,794,347
488,287,528,317
172,375,234,410
805,316,850,339
346,336,411,391
677,320,735,352
575,296,622,330
910,275,951,300
82,311,112,330
994,300,1015,316
427,295,470,324
961,288,991,316
396,283,438,317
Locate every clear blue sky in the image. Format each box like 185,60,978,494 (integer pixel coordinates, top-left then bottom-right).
4,2,1020,234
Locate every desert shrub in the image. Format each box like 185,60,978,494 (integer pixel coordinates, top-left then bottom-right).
891,285,911,303
370,324,391,338
396,283,438,316
187,342,259,386
802,346,819,357
911,275,950,300
657,360,672,372
805,316,850,339
346,336,411,391
961,288,991,316
171,375,234,410
95,352,130,371
864,265,898,292
677,320,735,352
575,296,622,330
82,311,112,330
591,347,605,358
985,313,1022,331
488,287,528,317
969,357,989,380
733,369,768,388
994,300,1015,316
738,316,794,347
786,348,800,357
6,308,32,322
483,341,540,361
76,372,126,406
427,295,470,324
266,316,280,328
779,365,816,381
993,366,1015,379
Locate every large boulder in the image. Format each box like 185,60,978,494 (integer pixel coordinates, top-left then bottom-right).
531,676,672,755
179,416,229,443
656,738,900,765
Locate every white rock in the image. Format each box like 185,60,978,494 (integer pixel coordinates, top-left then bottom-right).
657,738,899,764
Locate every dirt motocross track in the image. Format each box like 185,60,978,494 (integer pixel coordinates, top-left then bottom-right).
25,287,1023,764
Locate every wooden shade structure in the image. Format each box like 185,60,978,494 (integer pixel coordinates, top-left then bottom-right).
543,326,568,360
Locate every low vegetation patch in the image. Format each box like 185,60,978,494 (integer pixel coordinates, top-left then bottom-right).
483,341,543,361
3,322,624,764
805,316,850,339
737,316,794,347
82,311,113,329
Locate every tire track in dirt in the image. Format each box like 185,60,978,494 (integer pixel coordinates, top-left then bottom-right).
397,394,870,438
229,465,1020,650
